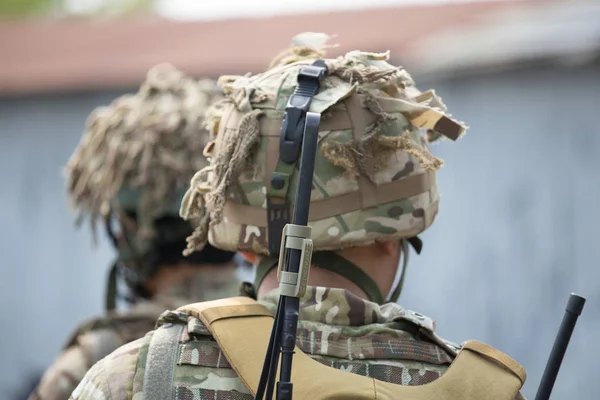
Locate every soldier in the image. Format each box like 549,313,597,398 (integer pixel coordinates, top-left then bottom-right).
30,64,242,400
70,34,527,399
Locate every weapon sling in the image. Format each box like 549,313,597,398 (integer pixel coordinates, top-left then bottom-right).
254,60,328,400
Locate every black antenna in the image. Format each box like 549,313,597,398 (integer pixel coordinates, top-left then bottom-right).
254,61,328,400
534,293,586,400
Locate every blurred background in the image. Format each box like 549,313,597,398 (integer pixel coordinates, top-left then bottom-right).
1,0,598,398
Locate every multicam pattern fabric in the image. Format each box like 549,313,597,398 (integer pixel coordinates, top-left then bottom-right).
30,267,240,400
70,287,461,400
180,33,468,255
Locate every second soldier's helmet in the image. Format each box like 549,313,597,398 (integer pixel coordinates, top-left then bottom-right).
181,34,467,303
65,64,235,310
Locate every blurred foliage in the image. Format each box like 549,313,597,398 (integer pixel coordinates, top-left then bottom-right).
0,0,51,16
0,0,154,17
80,0,154,16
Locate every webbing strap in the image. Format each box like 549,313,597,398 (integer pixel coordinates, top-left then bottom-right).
105,261,119,312
224,171,434,227
387,239,410,303
256,93,465,141
345,94,379,209
253,252,384,305
142,323,185,400
255,238,424,305
311,252,385,305
254,256,279,293
266,160,295,254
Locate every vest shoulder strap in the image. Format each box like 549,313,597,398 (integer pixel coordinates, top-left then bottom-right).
141,320,186,400
175,297,526,400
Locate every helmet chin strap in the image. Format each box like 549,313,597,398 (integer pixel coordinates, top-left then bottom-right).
386,240,410,303
105,261,119,312
386,236,423,303
254,237,423,305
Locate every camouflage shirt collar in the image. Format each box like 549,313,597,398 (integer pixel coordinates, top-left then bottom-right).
151,265,240,309
259,286,437,332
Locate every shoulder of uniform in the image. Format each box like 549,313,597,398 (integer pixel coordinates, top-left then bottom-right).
397,307,438,332
31,345,90,400
72,334,149,400
63,303,167,350
128,307,238,396
385,304,463,358
380,301,441,336
148,309,237,376
70,352,111,400
145,298,266,374
155,296,261,337
156,308,212,336
62,315,108,349
105,332,149,363
442,338,463,353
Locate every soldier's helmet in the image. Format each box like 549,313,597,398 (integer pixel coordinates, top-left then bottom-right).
65,64,235,309
181,34,467,303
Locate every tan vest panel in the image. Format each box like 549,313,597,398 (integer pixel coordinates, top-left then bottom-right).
178,297,526,400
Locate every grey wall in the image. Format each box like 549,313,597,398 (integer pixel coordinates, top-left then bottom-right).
0,91,126,398
0,63,598,398
402,64,600,398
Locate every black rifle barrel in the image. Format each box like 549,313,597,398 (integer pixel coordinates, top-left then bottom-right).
534,293,585,400
254,61,327,400
276,113,321,399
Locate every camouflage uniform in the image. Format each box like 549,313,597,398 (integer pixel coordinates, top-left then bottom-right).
30,270,239,400
71,286,459,399
71,34,527,399
31,64,241,400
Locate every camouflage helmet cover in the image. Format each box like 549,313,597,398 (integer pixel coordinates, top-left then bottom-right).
65,64,223,240
180,34,467,256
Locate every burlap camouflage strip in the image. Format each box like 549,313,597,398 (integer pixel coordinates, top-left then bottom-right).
65,63,223,241
180,35,467,256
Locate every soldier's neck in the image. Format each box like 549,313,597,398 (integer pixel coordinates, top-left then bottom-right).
256,241,400,302
145,261,237,296
258,265,369,300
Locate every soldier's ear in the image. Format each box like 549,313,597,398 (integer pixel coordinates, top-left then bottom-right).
376,241,399,258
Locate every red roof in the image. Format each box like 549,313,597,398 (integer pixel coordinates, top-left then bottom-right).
0,1,533,96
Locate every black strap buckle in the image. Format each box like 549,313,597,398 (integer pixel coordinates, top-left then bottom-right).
267,60,328,255
279,61,328,164
266,196,291,255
